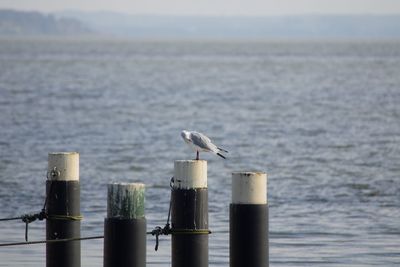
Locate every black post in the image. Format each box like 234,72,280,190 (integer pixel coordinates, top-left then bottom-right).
171,160,209,267
46,152,81,267
230,172,268,267
104,183,146,267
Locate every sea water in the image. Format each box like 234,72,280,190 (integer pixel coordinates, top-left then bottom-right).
0,38,399,266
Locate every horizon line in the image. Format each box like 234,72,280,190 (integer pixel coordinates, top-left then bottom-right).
2,8,400,17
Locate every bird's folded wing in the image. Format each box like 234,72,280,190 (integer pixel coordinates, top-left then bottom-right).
191,132,215,151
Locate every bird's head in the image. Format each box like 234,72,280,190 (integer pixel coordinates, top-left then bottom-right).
181,130,191,142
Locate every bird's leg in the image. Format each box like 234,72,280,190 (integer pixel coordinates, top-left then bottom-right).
196,151,199,160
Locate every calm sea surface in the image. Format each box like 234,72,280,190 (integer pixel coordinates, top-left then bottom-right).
0,38,399,266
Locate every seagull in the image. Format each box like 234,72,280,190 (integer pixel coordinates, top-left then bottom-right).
181,130,228,160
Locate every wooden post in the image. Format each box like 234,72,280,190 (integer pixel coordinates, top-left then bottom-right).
171,160,208,267
104,183,146,267
46,152,81,267
230,172,268,267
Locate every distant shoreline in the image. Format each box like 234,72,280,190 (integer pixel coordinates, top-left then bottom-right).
1,35,400,43
2,9,400,39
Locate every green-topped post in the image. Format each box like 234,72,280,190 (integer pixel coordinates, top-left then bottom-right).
103,183,146,267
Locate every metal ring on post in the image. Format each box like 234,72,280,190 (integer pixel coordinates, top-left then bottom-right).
46,167,60,180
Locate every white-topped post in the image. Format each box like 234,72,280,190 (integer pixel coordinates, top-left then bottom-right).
173,160,207,189
46,152,81,267
232,172,267,204
230,172,268,267
47,152,79,181
171,160,209,267
104,183,146,267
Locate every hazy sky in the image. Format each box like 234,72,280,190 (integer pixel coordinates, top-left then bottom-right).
1,0,400,15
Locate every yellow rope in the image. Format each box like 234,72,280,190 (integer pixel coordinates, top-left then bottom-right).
47,214,83,221
170,229,211,235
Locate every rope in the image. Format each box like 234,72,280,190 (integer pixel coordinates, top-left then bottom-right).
0,175,211,250
0,211,48,242
0,169,82,241
0,235,104,247
47,215,83,221
148,177,174,251
22,211,47,242
0,216,22,222
148,177,211,251
171,229,212,235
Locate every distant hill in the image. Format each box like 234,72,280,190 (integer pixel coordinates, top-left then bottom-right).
56,11,400,39
0,9,92,36
2,9,400,39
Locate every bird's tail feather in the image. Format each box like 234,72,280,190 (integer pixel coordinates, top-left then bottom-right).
217,152,226,159
218,147,228,153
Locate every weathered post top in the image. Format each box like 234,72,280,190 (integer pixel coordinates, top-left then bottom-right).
48,152,79,181
104,182,147,267
174,160,207,189
232,172,267,204
107,183,145,219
